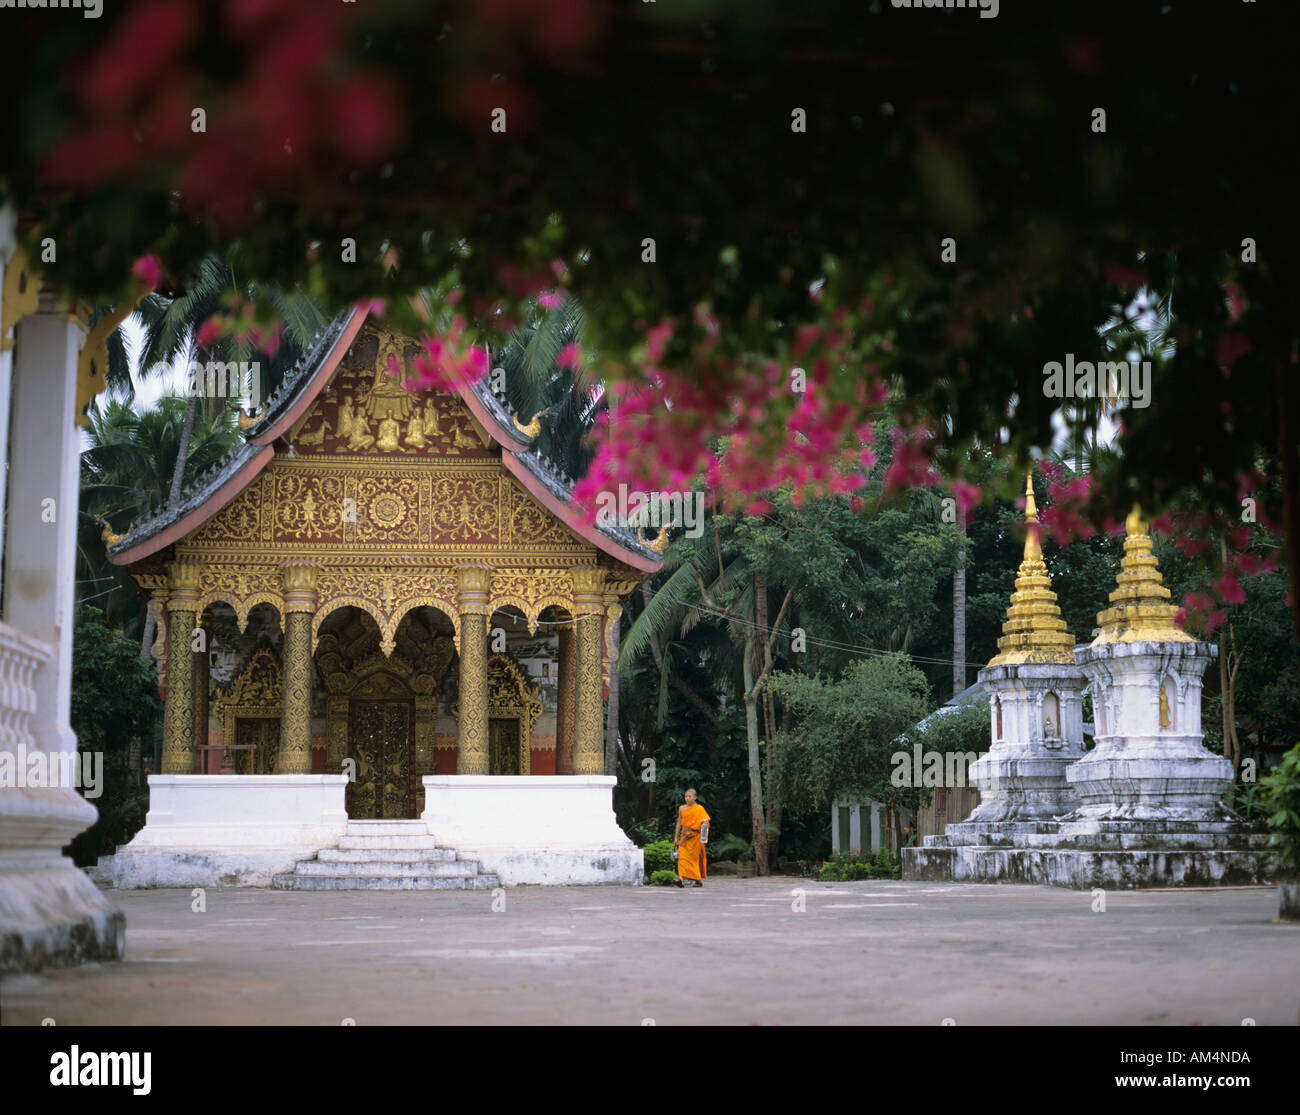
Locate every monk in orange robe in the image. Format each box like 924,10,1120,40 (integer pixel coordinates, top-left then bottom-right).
674,788,711,888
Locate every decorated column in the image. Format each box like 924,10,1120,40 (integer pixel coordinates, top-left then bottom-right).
555,622,576,774
192,616,210,769
161,562,202,774
571,566,606,775
455,563,492,775
276,563,318,774
965,474,1085,822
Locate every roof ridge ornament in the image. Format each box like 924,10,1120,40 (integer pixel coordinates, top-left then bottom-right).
512,409,547,439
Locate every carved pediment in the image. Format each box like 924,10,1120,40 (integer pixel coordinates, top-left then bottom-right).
290,327,491,459
218,647,282,707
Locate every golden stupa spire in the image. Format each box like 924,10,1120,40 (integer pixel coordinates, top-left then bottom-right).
987,471,1076,666
1091,503,1193,645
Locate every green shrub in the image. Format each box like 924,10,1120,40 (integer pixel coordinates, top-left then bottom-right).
1260,743,1300,866
707,833,752,862
642,840,677,876
817,849,900,881
1233,780,1266,822
626,819,661,846
649,870,678,887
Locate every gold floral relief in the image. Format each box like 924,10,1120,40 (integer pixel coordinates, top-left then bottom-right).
190,481,262,544
507,480,580,548
490,569,576,633
431,476,499,542
272,473,346,542
191,567,283,631
346,476,422,544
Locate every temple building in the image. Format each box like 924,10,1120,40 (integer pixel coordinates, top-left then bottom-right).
101,307,662,888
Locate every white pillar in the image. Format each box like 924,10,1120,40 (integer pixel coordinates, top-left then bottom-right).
0,257,124,970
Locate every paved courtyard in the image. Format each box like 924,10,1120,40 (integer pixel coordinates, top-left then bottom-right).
3,878,1297,1026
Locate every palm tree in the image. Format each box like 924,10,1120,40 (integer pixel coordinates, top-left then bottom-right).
79,393,242,636
621,513,792,875
123,255,327,505
493,295,599,479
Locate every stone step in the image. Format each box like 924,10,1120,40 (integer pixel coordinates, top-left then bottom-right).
338,834,440,850
271,873,501,892
344,820,431,836
318,847,458,864
293,859,479,878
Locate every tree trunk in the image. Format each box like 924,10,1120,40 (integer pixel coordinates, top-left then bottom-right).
128,735,142,789
140,607,157,662
168,391,200,506
742,631,769,876
756,574,782,866
953,501,967,699
1276,359,1300,716
1220,620,1243,780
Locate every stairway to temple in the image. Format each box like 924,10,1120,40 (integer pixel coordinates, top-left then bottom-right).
271,820,502,891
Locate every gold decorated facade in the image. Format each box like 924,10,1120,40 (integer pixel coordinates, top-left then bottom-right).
114,318,657,816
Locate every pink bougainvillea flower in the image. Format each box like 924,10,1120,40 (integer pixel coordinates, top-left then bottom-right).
1213,572,1247,606
195,317,223,349
331,73,402,163
952,481,982,517
131,254,164,291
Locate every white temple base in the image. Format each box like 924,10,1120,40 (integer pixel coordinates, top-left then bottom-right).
421,775,643,885
108,775,349,888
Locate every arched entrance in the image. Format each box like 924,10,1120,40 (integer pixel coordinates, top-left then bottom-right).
315,607,455,818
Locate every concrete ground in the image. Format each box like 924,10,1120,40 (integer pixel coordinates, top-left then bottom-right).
3,878,1297,1025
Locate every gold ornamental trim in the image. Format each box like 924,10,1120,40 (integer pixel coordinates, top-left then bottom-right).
167,561,203,610
280,562,321,613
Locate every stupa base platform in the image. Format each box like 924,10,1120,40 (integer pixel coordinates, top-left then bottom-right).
901,819,1286,889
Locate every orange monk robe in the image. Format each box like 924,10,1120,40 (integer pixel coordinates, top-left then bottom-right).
676,803,711,881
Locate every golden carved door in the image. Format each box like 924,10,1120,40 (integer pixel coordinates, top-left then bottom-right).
348,701,413,818
233,717,278,774
488,718,521,776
